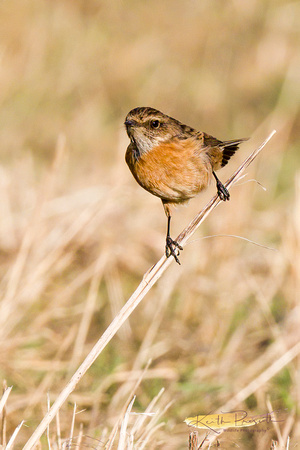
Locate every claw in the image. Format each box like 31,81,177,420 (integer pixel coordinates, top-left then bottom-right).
216,180,230,201
212,171,230,201
166,236,183,264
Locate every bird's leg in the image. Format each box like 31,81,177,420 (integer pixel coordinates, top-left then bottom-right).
212,171,230,201
165,215,183,265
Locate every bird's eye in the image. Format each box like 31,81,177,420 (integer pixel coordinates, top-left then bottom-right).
150,120,160,129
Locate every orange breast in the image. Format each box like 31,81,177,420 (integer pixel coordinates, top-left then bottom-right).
128,138,213,203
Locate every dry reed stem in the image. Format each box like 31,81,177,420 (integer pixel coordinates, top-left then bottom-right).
0,385,12,417
117,395,135,450
23,130,276,449
189,431,198,449
267,398,284,447
68,403,77,448
131,387,164,436
0,382,10,447
70,252,108,370
75,423,84,449
5,421,24,450
105,360,152,447
55,410,61,449
46,393,51,450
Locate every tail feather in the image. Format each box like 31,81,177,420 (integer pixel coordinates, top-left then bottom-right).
221,138,249,167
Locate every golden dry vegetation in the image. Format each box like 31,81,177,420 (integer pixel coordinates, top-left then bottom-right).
0,0,299,448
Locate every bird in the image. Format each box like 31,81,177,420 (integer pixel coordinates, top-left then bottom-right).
124,106,248,264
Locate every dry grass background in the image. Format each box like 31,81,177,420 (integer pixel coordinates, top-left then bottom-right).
0,0,299,448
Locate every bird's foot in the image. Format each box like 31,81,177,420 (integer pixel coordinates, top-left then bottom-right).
216,180,230,201
166,236,183,265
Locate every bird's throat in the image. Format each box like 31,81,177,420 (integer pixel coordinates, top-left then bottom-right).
130,138,141,161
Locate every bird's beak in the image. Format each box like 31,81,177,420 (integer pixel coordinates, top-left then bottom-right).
124,119,136,128
124,119,137,139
